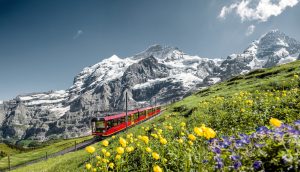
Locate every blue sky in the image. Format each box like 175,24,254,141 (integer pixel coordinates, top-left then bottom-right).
0,0,300,100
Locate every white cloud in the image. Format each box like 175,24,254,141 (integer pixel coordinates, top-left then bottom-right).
73,30,83,39
219,0,299,22
246,25,256,36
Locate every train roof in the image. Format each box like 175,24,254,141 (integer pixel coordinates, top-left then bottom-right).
103,106,158,121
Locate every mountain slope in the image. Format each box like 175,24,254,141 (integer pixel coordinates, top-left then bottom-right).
0,30,300,142
11,59,300,172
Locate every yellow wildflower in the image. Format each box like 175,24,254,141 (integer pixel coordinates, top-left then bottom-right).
112,135,116,139
85,146,95,154
178,138,183,144
85,163,92,170
105,152,111,157
108,162,114,169
115,154,121,160
151,133,158,139
126,146,134,152
152,152,160,160
180,122,186,127
153,165,163,172
101,148,107,154
146,147,152,153
119,137,127,147
204,127,216,139
141,136,149,144
245,99,253,106
160,138,167,145
96,156,101,160
102,158,109,163
188,134,196,141
188,141,193,145
180,132,185,136
194,127,203,136
102,140,109,147
116,147,124,154
270,118,282,127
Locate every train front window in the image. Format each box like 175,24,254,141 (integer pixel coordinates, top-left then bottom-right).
96,121,106,132
91,121,96,132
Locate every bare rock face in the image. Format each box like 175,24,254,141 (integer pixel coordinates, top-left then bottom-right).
0,30,300,142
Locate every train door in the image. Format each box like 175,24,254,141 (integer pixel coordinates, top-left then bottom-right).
131,115,134,124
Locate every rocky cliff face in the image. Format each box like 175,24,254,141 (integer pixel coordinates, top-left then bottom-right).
0,30,299,142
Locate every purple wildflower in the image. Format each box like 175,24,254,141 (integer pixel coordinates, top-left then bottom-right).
256,126,268,133
234,161,242,169
212,147,221,154
253,160,262,170
235,140,244,148
230,155,240,161
214,156,224,169
215,161,224,169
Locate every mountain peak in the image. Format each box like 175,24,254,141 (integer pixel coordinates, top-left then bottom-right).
145,44,179,53
133,44,181,60
242,30,300,59
105,54,121,62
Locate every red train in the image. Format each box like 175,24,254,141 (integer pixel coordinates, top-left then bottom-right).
91,106,161,137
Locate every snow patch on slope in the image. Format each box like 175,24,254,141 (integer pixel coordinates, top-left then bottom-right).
277,53,299,65
277,38,289,47
49,105,70,118
274,48,289,57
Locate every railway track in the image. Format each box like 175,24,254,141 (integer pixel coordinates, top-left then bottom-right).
4,111,163,171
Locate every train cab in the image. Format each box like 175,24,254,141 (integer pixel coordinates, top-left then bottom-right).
91,117,106,136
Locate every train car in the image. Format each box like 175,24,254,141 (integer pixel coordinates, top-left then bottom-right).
91,106,161,137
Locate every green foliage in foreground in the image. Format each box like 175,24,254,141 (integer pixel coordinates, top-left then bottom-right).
13,60,300,172
0,136,92,170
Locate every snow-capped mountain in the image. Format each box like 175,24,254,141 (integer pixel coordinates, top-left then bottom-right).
217,30,300,80
0,30,299,142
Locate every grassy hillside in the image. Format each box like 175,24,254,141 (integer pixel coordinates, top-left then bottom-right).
13,60,300,172
0,143,21,157
0,136,92,170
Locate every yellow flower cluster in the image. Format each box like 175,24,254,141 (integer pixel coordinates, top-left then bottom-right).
193,125,216,139
102,140,109,147
119,137,127,147
159,138,167,145
270,117,282,127
141,136,149,144
152,152,160,160
153,165,163,172
85,146,95,154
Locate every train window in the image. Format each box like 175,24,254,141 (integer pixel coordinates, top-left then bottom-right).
113,119,118,126
95,121,105,132
107,120,114,129
134,113,138,120
120,117,125,123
